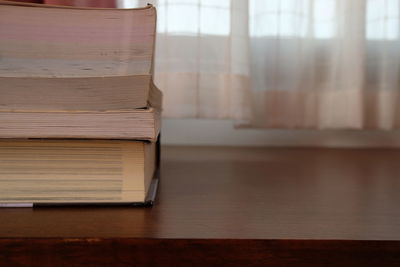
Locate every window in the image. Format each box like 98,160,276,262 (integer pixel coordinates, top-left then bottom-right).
250,0,336,39
118,0,230,35
157,0,230,36
144,0,230,35
313,0,336,39
121,0,400,40
367,0,399,40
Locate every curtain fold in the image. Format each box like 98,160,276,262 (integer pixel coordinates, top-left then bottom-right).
126,0,400,129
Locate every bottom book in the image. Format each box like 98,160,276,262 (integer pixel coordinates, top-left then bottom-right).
0,138,160,207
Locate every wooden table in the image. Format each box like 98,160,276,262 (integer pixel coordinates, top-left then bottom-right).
1,146,400,266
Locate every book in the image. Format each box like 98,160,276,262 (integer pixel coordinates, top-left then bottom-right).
0,0,157,111
0,139,159,206
0,80,162,141
0,76,153,111
0,1,162,206
0,0,162,142
0,107,161,141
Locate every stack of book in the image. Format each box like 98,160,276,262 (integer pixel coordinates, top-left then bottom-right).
0,1,162,206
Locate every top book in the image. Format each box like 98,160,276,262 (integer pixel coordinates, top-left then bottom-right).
0,0,157,111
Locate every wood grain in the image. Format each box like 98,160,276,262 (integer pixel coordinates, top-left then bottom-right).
1,239,400,267
1,146,400,265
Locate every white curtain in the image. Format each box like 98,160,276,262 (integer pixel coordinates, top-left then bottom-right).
124,0,400,129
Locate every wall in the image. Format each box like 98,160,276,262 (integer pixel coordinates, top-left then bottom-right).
162,119,400,147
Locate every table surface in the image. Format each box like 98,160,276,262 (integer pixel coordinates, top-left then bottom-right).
1,145,400,240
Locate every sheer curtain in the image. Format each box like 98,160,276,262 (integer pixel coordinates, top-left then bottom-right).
250,0,400,129
123,0,400,129
128,0,251,121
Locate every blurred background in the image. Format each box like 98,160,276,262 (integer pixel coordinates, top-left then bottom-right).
19,0,400,147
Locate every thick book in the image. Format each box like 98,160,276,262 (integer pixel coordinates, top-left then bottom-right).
0,0,158,111
0,82,162,141
0,108,161,141
0,138,160,206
